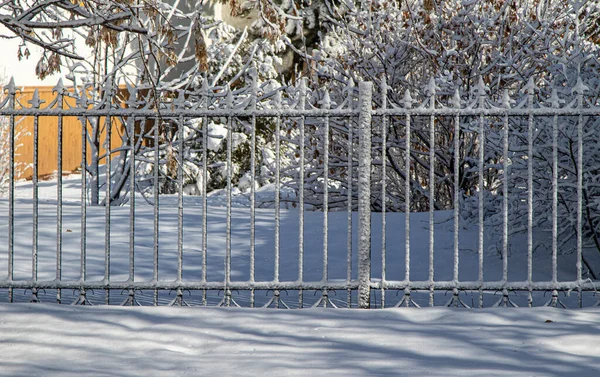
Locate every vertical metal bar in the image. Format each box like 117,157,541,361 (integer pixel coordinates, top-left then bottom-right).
502,92,510,283
104,114,111,305
32,109,39,283
202,113,208,306
274,92,281,284
298,79,306,308
201,81,209,306
225,91,233,293
380,77,387,308
576,86,584,308
346,117,353,308
428,82,436,307
322,90,330,286
56,85,64,303
250,78,257,307
403,91,412,285
453,90,461,286
478,92,485,308
81,116,87,283
7,79,15,303
177,114,184,283
551,91,559,284
357,81,372,309
153,118,159,306
527,82,534,308
129,117,135,283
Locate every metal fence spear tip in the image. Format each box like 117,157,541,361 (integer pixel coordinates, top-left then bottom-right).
226,88,234,108
298,78,306,109
175,90,186,109
572,76,589,95
400,89,414,108
474,76,489,96
452,89,461,108
502,89,513,109
321,88,331,109
28,89,44,108
4,77,16,94
549,88,563,108
272,90,282,108
53,79,64,94
522,77,538,94
425,77,438,97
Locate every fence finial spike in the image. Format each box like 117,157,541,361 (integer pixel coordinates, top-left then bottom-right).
176,89,186,108
572,76,589,95
201,76,210,93
200,77,210,109
53,78,65,95
321,87,331,109
125,81,138,109
451,88,461,108
425,77,438,97
298,77,306,110
522,77,538,95
226,86,234,108
474,76,489,97
28,88,44,108
400,89,414,108
502,89,513,109
273,89,282,108
4,77,16,95
549,88,563,108
381,75,388,109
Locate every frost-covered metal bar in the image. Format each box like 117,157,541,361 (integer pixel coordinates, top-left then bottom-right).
30,91,41,286
177,113,184,285
104,114,112,305
551,90,560,284
6,79,15,303
80,115,87,283
322,89,330,287
6,105,600,118
346,115,353,308
55,83,64,303
453,90,461,286
575,78,586,308
400,89,414,289
225,91,233,297
201,80,209,306
427,79,437,307
297,79,306,308
357,82,372,309
477,80,485,308
274,92,281,284
502,91,510,284
0,279,596,292
153,117,160,306
249,76,257,307
5,107,600,117
128,116,135,284
526,79,535,307
380,76,387,308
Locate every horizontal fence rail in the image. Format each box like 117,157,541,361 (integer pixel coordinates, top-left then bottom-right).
0,76,599,308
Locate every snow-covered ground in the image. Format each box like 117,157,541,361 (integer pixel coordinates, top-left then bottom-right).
0,304,599,376
0,173,599,375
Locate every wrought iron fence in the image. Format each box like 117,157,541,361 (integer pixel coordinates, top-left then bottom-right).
0,76,599,308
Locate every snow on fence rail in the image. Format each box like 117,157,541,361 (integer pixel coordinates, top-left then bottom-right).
0,76,599,308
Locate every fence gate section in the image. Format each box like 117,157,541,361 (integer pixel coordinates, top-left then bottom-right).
0,77,599,308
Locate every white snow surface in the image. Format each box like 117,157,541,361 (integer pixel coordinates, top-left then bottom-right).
0,304,598,376
0,172,599,375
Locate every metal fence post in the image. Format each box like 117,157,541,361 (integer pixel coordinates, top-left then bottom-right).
358,81,372,309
